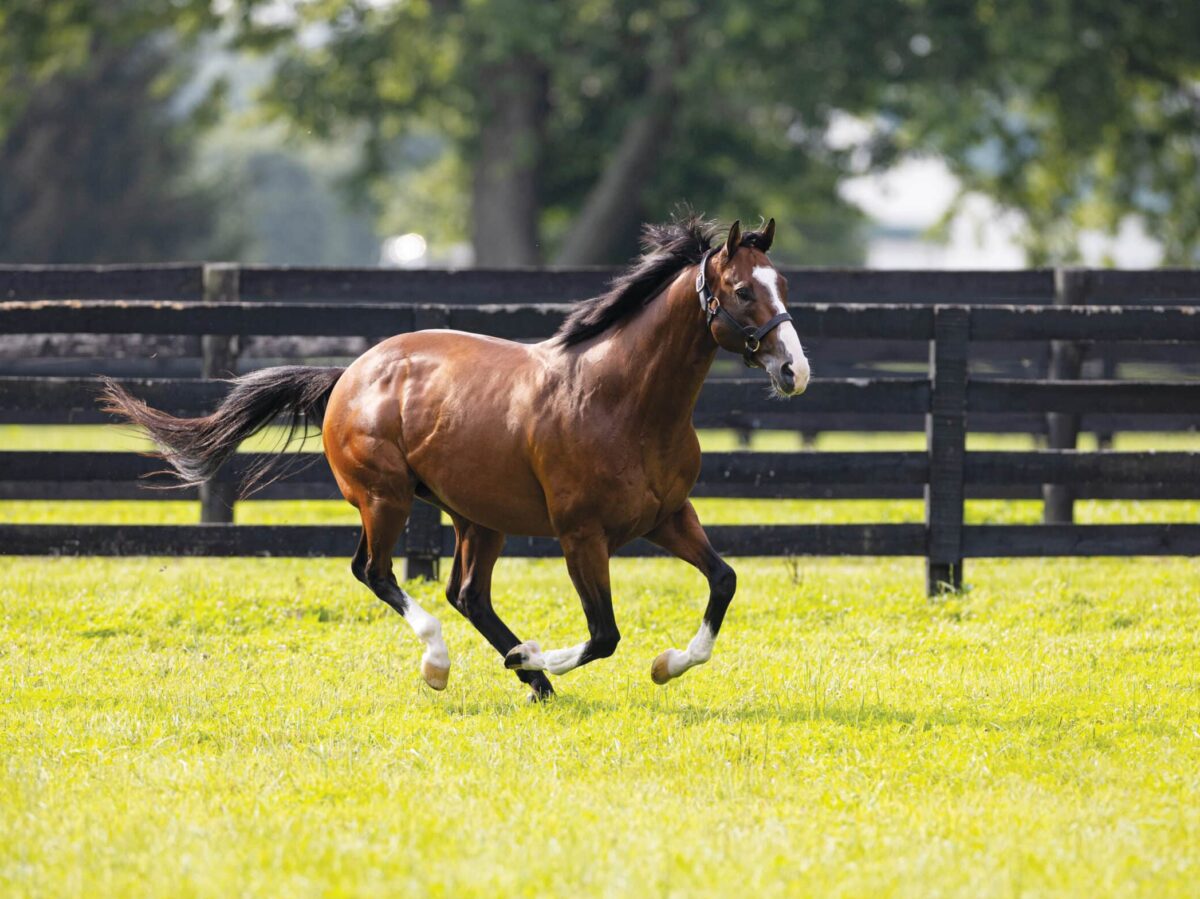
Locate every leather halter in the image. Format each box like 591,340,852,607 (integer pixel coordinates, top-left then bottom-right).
695,249,793,365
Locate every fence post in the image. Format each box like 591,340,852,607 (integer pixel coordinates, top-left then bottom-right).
1044,268,1087,524
199,263,240,524
926,305,969,595
403,501,442,582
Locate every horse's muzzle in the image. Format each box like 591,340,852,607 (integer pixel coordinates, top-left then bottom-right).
769,357,809,397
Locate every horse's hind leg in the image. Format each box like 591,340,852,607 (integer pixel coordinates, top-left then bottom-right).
446,516,554,701
643,500,736,685
358,496,452,690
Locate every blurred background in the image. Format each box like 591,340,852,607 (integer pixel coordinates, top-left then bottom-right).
1,0,1197,270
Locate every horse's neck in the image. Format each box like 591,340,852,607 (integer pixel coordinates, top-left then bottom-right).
587,272,716,428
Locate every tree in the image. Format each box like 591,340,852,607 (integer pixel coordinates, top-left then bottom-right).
242,0,874,266
0,0,229,263
883,0,1200,264
244,0,1200,266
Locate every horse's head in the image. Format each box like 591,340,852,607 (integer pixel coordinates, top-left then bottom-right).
702,219,810,397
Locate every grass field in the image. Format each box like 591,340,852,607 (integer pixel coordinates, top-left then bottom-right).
2,426,1199,896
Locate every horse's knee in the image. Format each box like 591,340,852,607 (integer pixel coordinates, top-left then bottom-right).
711,561,736,603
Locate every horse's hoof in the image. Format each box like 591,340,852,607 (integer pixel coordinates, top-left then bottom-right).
651,651,675,685
504,641,541,670
421,658,450,691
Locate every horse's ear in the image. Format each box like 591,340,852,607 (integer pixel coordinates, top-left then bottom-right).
724,220,742,258
760,217,776,252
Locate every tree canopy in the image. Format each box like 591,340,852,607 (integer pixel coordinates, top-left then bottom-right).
1,0,1197,265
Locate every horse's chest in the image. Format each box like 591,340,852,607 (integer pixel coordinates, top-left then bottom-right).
588,450,698,532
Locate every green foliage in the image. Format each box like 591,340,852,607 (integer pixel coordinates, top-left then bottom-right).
877,0,1200,263
1,0,1197,264
240,0,874,263
239,0,1200,264
0,0,221,133
0,40,228,263
0,0,236,263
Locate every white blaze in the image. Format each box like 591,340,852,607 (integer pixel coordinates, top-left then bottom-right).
753,265,810,393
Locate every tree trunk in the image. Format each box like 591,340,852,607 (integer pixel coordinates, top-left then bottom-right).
470,57,545,267
555,63,678,266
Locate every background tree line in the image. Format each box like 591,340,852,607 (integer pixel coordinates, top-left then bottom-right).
1,0,1197,266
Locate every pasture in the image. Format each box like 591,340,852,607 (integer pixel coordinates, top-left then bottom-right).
2,425,1199,897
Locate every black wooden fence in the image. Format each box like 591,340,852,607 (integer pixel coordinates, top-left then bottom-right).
2,264,1200,595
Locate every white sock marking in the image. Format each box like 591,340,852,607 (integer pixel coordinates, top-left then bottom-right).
542,643,587,675
403,596,450,669
663,621,717,679
512,641,587,676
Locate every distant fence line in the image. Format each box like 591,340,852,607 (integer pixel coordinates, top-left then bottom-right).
2,264,1199,594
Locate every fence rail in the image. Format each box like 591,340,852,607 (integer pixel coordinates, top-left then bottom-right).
7,264,1200,303
2,264,1199,595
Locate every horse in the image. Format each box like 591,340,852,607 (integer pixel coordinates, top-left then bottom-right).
101,216,810,701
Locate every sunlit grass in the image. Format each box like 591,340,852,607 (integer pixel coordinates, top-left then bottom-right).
1,554,1198,897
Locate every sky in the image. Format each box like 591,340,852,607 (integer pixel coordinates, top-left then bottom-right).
841,157,1164,269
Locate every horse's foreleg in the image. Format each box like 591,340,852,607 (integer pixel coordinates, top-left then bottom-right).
445,518,555,701
644,501,737,685
504,531,619,677
358,496,452,691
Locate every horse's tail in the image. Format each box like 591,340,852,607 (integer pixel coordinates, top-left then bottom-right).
99,365,345,497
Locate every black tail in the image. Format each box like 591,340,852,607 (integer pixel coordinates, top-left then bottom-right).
99,366,345,497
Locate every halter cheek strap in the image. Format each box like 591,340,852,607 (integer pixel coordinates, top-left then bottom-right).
695,249,793,365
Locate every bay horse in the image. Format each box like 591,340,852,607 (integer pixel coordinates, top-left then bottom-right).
101,217,810,701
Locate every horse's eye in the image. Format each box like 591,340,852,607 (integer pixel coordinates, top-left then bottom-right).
735,287,754,302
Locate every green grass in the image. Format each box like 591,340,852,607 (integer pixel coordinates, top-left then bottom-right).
2,426,1199,895
2,555,1199,897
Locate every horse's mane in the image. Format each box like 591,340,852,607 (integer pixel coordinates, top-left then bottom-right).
552,215,772,348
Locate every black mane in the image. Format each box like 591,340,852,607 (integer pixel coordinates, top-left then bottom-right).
552,216,770,347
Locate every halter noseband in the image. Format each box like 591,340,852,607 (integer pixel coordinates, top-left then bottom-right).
695,249,793,365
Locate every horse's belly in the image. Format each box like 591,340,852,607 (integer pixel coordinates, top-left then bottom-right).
401,369,555,536
421,448,555,537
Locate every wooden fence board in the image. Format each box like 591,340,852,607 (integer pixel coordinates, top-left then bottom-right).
962,524,1200,557
0,264,203,301
968,380,1200,414
8,479,1200,502
4,266,1196,307
10,523,1198,559
0,300,936,340
971,305,1200,342
0,450,929,487
5,450,1199,500
0,523,928,558
964,450,1200,484
0,375,933,418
